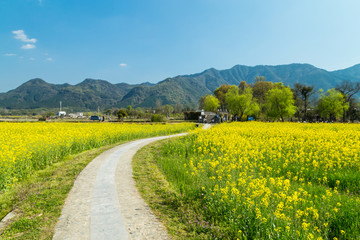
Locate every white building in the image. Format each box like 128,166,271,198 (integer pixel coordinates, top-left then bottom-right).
56,111,66,117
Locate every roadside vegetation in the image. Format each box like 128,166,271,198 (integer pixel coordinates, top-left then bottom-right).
0,143,120,239
138,122,360,239
0,122,195,238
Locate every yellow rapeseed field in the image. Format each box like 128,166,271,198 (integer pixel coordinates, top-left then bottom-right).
0,122,194,191
159,122,360,239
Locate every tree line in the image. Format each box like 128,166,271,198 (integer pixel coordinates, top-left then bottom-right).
200,77,360,122
103,104,179,122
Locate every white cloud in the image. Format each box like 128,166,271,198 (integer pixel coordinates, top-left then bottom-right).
4,53,16,56
29,57,35,61
12,30,37,43
21,44,36,49
46,57,53,61
119,63,127,67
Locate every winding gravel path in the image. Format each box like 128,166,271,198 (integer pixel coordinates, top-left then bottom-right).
53,133,187,240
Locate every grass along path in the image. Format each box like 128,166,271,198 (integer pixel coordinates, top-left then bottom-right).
133,139,220,240
0,142,123,239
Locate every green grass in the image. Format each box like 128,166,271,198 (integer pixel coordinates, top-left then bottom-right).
0,142,124,239
132,140,225,240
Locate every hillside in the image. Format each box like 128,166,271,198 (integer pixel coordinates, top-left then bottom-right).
0,63,359,110
120,63,352,108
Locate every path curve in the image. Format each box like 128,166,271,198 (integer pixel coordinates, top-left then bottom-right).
53,133,187,240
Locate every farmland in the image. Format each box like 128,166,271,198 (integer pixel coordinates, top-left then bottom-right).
156,122,360,239
0,122,195,192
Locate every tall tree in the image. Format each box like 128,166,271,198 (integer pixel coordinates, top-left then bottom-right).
225,87,260,121
251,80,275,118
255,76,266,82
203,94,220,112
265,83,296,121
317,88,349,121
116,109,128,121
238,81,249,93
293,83,315,120
163,104,174,117
251,80,274,105
214,84,232,111
155,99,162,113
335,80,360,121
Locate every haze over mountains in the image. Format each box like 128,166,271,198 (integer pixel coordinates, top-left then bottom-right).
1,63,360,111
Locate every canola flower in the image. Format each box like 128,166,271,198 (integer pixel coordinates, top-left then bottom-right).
158,122,360,239
0,122,194,191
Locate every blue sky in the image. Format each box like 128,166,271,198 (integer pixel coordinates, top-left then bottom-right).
1,0,360,92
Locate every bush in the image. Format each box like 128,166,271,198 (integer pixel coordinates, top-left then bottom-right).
151,114,165,122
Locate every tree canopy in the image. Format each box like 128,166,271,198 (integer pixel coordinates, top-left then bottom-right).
317,88,349,121
214,84,232,111
198,79,360,122
203,94,220,112
265,83,296,121
251,80,274,105
225,87,260,120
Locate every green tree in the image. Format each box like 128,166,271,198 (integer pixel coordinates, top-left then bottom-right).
126,105,134,118
238,81,249,93
203,94,220,112
225,86,260,121
255,76,266,82
116,109,128,121
317,88,349,121
126,105,132,113
163,105,174,118
134,107,144,119
213,84,232,111
251,80,274,105
265,83,296,121
151,114,165,122
155,99,162,113
104,109,112,116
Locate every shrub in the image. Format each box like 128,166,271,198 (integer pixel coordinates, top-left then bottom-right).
151,114,165,122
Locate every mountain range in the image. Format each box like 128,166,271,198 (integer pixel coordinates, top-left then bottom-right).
1,63,360,110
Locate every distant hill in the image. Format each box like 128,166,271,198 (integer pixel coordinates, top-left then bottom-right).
331,64,360,82
0,63,359,110
0,78,150,110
